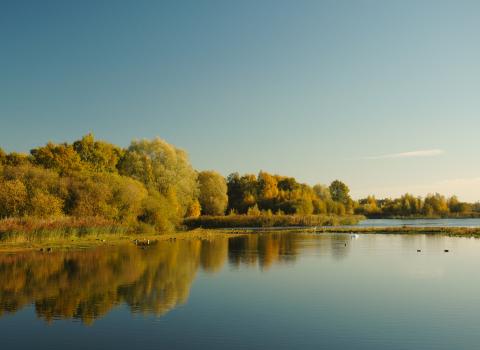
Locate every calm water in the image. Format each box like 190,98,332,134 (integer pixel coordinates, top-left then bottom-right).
1,232,480,349
356,218,480,227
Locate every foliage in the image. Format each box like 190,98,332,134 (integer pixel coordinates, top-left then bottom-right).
356,192,478,218
0,179,28,217
226,171,352,217
197,170,228,216
73,133,124,172
0,135,199,233
117,137,198,217
184,214,364,229
329,180,351,204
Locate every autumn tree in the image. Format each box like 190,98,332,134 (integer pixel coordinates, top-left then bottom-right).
197,171,228,216
118,138,198,218
0,179,28,217
31,142,84,174
73,133,124,172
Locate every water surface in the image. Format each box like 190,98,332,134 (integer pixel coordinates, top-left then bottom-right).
1,232,480,349
356,218,480,227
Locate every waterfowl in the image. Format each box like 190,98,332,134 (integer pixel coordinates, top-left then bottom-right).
417,249,421,252
444,249,449,253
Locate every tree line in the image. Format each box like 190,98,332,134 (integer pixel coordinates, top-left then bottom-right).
0,134,478,233
356,193,480,218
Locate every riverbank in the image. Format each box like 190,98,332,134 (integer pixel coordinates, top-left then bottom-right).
3,216,480,253
0,227,247,253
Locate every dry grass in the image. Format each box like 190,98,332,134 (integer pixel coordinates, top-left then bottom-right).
0,217,128,243
183,214,364,229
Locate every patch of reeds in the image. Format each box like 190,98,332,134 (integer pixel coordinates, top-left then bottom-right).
183,214,364,229
0,217,128,243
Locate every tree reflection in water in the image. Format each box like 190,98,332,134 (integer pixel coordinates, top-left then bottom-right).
0,233,349,324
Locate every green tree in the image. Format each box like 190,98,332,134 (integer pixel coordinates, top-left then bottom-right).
329,180,351,204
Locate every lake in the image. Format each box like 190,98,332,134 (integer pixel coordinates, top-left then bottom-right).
1,231,480,349
356,218,480,227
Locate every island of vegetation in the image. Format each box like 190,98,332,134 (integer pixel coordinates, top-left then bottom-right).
0,134,479,246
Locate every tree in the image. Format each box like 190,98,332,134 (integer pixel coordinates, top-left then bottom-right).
118,138,198,218
197,171,228,216
5,152,30,166
28,190,64,218
73,133,124,172
31,142,84,174
226,173,258,214
258,171,279,200
0,148,6,164
313,184,331,201
0,179,28,217
329,180,350,204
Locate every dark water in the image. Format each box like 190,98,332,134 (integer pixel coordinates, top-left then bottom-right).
1,232,480,349
356,218,480,227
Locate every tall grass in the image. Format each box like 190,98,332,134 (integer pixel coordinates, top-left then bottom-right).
183,214,364,229
0,217,128,243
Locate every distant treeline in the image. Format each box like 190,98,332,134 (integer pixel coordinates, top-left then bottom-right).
0,134,477,235
356,194,480,218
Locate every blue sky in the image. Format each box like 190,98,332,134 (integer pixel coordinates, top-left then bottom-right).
1,0,480,200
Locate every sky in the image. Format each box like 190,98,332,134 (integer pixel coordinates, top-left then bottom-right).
1,0,480,201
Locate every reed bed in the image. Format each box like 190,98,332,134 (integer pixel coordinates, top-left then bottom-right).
0,217,128,243
183,214,364,229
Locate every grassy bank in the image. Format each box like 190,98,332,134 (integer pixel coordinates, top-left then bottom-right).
183,214,365,229
0,217,246,252
0,217,129,243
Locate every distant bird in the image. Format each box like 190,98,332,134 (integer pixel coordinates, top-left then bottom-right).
444,249,449,253
46,247,52,253
344,243,347,247
417,249,421,252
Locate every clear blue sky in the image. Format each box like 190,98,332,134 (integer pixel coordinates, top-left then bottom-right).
1,0,480,200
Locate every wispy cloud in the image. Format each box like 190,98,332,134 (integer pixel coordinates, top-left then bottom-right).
365,149,444,160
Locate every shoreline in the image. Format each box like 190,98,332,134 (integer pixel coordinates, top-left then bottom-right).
2,225,480,253
0,228,248,253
